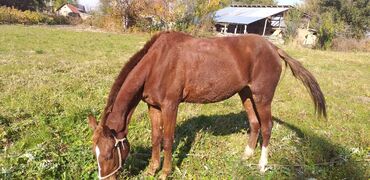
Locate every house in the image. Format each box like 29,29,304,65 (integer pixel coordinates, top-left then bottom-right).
56,4,91,20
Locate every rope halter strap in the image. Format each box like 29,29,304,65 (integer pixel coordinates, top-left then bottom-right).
98,136,126,180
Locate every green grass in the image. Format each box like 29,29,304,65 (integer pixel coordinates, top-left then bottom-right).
0,25,369,179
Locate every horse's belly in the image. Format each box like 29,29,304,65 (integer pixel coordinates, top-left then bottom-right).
182,81,243,103
183,93,235,103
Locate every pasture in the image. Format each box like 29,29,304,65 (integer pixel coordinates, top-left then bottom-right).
0,25,369,179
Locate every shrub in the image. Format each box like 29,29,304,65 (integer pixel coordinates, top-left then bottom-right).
316,11,337,50
46,15,69,25
83,14,123,32
0,6,70,25
284,8,303,43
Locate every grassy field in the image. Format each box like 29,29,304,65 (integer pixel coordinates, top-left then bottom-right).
0,25,369,179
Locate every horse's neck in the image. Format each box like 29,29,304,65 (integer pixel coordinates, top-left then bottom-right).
105,66,146,137
106,94,141,138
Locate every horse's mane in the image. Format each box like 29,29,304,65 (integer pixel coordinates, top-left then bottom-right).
101,31,167,124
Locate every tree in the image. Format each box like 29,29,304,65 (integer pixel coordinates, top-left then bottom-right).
303,0,369,39
98,0,230,32
0,0,45,11
284,8,302,42
99,0,139,30
317,11,337,49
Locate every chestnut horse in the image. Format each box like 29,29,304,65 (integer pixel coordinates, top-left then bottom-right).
88,31,326,179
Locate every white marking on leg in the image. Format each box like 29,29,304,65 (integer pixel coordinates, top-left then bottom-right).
258,146,268,173
95,146,101,177
243,145,254,159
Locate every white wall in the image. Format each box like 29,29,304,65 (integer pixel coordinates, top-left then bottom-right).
58,5,72,16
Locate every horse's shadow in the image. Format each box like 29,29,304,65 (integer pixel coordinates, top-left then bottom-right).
125,111,366,178
124,111,249,176
173,112,249,167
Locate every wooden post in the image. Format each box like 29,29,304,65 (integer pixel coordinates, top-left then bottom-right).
244,24,248,34
234,25,238,34
307,20,310,30
263,18,268,36
278,16,281,28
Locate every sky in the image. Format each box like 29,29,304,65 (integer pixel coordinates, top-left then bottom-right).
78,0,303,11
78,0,99,11
277,0,303,5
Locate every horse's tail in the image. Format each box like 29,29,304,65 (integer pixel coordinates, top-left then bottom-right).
276,48,327,119
101,32,167,122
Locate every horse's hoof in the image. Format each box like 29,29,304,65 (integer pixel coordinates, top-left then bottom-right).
259,166,267,173
144,169,155,177
159,173,168,180
242,154,252,160
242,146,254,160
144,165,158,176
258,160,268,173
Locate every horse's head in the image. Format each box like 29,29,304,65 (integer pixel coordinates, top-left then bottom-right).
88,115,130,179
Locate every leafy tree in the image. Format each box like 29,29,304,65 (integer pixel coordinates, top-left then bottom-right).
284,8,302,42
303,0,369,39
98,0,149,30
317,11,336,49
98,0,230,31
0,0,45,11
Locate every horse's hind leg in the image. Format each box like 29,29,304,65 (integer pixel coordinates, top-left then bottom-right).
239,87,260,159
255,101,272,172
240,86,274,173
146,105,163,176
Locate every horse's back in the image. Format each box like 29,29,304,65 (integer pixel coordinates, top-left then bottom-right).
142,32,282,105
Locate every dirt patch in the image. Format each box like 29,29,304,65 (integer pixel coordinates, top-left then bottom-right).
31,24,118,34
355,96,370,104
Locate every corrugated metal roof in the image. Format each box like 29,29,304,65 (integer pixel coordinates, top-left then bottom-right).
214,7,289,25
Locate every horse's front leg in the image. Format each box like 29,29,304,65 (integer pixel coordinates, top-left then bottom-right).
159,103,178,180
146,105,162,176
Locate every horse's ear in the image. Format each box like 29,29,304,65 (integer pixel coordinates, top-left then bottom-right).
88,115,98,130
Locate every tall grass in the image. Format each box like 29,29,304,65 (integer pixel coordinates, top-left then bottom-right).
0,25,369,179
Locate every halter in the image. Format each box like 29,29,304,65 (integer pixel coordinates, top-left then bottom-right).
97,136,126,180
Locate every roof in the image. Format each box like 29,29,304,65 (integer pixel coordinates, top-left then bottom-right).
56,4,81,14
214,6,290,25
67,4,80,14
76,4,86,13
230,4,292,8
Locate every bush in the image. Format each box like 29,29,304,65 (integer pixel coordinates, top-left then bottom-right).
284,8,303,42
0,6,70,25
83,14,124,32
316,11,337,50
46,15,69,25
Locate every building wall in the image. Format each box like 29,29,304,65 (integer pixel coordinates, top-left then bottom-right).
58,5,72,16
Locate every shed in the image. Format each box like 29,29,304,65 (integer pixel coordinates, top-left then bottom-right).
214,5,292,36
